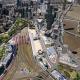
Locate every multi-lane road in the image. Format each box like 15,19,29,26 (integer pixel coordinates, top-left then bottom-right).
3,27,42,80
3,27,55,80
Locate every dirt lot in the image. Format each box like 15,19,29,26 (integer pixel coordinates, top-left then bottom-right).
67,5,80,20
63,5,80,55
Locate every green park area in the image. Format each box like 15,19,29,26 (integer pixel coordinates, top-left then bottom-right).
0,18,30,60
0,18,29,44
58,64,80,80
0,45,5,60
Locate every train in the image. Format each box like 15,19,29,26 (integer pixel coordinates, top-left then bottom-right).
0,42,17,79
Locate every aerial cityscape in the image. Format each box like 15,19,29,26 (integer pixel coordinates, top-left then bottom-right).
0,0,80,80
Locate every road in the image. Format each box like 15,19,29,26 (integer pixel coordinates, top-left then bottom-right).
2,27,55,80
3,27,42,80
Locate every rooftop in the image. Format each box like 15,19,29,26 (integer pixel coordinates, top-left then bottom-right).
28,28,43,56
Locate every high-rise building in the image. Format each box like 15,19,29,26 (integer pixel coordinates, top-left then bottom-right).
17,0,21,7
76,0,80,4
44,0,65,4
2,0,17,7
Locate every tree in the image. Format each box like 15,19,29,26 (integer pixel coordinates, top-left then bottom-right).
0,46,5,59
8,29,16,36
0,36,2,43
2,33,9,43
64,71,70,78
75,73,80,80
58,64,64,70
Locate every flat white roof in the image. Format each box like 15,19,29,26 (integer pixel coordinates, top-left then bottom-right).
37,19,43,23
28,28,43,56
59,54,78,68
32,0,37,1
34,40,43,53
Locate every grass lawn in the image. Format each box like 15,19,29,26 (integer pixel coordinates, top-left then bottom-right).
58,64,80,79
0,45,5,60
